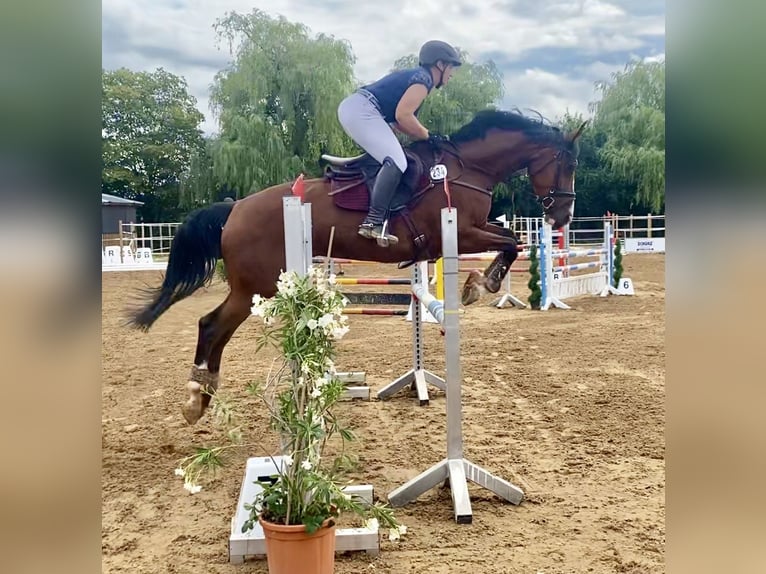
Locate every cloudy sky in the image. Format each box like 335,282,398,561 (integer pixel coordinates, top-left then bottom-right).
102,0,664,136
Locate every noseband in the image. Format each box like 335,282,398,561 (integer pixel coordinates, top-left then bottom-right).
528,149,577,210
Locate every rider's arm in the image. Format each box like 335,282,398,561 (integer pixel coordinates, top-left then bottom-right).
395,84,430,141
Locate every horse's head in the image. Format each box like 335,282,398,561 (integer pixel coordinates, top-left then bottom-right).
448,111,587,230
526,121,586,229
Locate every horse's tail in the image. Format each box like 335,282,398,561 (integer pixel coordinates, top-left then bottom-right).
128,201,235,331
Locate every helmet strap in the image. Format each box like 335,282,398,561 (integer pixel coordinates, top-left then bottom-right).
434,63,446,89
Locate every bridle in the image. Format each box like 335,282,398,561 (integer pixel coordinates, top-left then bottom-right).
432,142,577,211
527,148,577,210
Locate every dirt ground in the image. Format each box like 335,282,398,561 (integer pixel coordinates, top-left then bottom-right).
102,254,665,574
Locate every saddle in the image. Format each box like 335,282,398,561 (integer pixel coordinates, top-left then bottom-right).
320,150,433,213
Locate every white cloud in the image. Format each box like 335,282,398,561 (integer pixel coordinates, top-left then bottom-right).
102,0,664,135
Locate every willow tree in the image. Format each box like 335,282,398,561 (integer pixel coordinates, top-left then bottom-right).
203,10,358,200
591,60,665,212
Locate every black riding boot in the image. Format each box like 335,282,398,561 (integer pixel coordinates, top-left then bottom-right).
358,157,403,247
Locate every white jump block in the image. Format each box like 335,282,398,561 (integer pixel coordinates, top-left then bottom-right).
104,246,120,264
135,247,154,263
551,270,609,300
336,371,370,401
102,246,167,272
122,245,135,263
229,456,380,564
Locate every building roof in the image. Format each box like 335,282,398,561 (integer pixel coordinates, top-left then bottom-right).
102,193,144,206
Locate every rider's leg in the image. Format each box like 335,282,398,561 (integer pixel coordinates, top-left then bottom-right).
338,93,408,246
357,157,403,244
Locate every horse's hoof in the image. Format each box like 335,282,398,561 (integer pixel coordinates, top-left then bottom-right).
182,401,202,425
183,381,203,425
462,271,485,305
462,284,480,306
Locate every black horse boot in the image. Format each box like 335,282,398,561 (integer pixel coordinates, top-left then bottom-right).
358,157,403,247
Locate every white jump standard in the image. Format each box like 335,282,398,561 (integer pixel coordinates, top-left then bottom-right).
376,260,446,406
386,207,525,523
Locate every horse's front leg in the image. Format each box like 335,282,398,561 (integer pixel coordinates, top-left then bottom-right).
460,224,519,306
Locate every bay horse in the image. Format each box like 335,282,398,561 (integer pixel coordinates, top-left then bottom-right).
129,109,585,424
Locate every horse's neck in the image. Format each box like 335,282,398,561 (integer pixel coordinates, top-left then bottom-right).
456,133,540,182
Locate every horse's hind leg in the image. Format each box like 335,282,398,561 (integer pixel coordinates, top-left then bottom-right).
460,225,519,306
183,290,252,424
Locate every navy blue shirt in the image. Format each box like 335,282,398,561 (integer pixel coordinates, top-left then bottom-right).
361,67,434,123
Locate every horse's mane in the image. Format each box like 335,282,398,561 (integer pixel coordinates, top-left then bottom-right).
449,108,571,149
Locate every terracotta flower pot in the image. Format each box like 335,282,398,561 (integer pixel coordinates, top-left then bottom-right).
259,517,336,574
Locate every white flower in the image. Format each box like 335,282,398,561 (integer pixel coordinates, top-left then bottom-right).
310,387,322,398
315,376,328,388
184,481,202,494
306,318,318,331
318,313,334,329
251,294,267,317
301,460,312,470
328,273,337,285
330,325,350,340
174,467,186,477
365,518,379,531
283,455,293,466
276,271,297,296
388,524,407,541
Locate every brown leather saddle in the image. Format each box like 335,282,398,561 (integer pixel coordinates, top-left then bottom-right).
320,150,434,213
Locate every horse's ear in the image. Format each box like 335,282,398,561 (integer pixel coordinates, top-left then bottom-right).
569,120,588,142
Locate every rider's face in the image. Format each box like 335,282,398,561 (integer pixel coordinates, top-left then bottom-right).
440,64,456,84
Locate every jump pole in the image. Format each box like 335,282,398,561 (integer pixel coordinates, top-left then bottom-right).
386,207,524,523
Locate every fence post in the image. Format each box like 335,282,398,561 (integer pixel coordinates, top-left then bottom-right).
118,220,124,263
647,214,653,238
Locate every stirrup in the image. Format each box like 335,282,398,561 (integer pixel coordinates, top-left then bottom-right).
372,221,399,247
357,222,376,239
358,223,398,246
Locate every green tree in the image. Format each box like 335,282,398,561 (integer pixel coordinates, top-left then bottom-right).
196,9,357,202
102,67,205,221
590,60,665,212
558,111,639,217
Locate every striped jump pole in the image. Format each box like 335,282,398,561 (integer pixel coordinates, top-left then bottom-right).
335,277,411,285
385,207,524,524
339,266,439,322
343,308,408,316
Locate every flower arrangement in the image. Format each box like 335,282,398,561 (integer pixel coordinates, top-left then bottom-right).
175,265,401,538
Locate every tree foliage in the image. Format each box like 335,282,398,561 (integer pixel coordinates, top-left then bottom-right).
590,60,665,211
188,9,358,204
102,67,205,221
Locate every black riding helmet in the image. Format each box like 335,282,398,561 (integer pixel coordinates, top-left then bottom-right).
418,40,462,67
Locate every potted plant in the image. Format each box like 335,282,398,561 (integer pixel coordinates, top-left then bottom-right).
177,265,401,574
